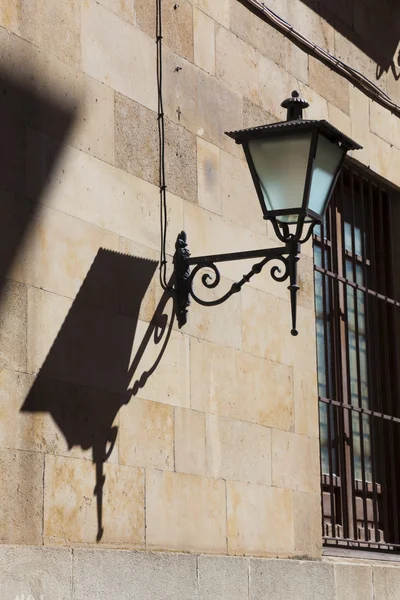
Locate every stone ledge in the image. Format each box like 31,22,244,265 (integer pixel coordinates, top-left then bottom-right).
0,546,399,600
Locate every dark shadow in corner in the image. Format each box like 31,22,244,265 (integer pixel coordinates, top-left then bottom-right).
0,70,74,298
297,0,400,78
239,0,400,80
21,248,175,541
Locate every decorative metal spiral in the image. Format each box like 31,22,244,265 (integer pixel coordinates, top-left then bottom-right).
187,254,292,308
189,263,229,307
270,256,290,282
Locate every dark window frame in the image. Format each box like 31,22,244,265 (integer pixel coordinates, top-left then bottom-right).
314,161,400,553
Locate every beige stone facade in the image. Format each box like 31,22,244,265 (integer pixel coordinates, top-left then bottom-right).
0,0,400,596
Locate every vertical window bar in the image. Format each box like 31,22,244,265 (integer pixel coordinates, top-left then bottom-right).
349,169,369,543
368,180,389,542
331,183,350,539
378,186,399,544
339,170,358,540
388,193,400,544
359,172,380,543
320,206,337,536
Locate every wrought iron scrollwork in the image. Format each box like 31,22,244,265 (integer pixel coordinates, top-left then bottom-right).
174,231,301,334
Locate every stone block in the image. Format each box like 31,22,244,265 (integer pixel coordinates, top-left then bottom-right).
119,398,174,470
0,546,72,600
44,455,145,545
334,30,379,88
370,100,400,149
0,449,44,545
146,469,227,553
115,93,159,186
0,0,80,68
0,29,114,163
27,133,183,256
165,118,197,203
297,253,316,310
97,0,135,23
349,86,371,168
328,103,351,137
284,37,309,85
194,8,215,75
229,0,285,66
128,320,191,409
174,407,206,476
73,549,197,600
272,430,320,494
162,48,198,132
135,0,193,61
241,285,317,371
299,83,329,121
162,0,194,62
197,137,222,215
181,250,242,348
133,0,156,36
216,26,259,105
309,57,350,115
198,555,249,600
0,368,119,462
243,98,274,129
386,70,400,106
183,201,263,282
82,0,157,111
369,133,400,187
220,150,266,234
206,414,271,485
258,55,299,121
192,0,229,27
28,277,189,405
191,338,294,431
0,369,57,453
250,558,335,599
293,490,322,558
227,481,294,556
118,238,159,323
287,1,335,54
294,368,319,438
0,280,27,373
335,564,373,600
17,203,119,301
69,74,115,164
196,68,243,158
373,566,400,600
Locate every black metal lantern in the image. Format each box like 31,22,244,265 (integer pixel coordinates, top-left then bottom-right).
226,91,362,242
173,91,362,335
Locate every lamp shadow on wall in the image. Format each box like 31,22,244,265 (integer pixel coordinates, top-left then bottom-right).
21,249,175,541
0,70,74,300
297,0,400,78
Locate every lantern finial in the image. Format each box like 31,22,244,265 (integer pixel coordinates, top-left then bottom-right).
281,90,309,121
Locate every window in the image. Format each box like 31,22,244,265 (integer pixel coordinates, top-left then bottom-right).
314,163,400,552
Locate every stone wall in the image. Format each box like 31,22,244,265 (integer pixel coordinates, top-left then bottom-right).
0,0,400,590
1,547,400,600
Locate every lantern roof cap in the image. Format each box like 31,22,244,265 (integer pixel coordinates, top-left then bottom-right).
226,119,362,151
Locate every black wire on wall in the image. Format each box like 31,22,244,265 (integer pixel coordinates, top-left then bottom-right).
156,0,171,291
242,0,400,119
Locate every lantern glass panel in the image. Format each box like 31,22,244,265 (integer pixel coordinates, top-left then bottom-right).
248,132,312,222
308,134,345,218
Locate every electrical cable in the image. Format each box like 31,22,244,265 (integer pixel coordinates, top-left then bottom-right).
242,0,400,119
156,0,172,291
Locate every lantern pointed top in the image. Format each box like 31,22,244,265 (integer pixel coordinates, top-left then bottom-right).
281,90,309,121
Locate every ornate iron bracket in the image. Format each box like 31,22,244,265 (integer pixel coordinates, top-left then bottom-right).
174,231,302,336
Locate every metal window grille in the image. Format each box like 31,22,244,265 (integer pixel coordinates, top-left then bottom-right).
313,163,400,552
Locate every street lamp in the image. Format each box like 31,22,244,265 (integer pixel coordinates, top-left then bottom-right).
174,91,361,335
